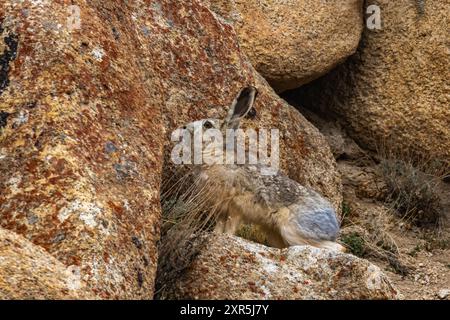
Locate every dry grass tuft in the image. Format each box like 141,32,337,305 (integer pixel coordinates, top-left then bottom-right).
377,144,449,229
340,202,409,275
155,166,226,298
235,224,270,246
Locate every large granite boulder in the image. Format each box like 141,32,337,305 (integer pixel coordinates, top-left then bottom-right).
206,0,364,92
290,0,450,165
161,233,400,300
0,228,95,299
1,0,342,298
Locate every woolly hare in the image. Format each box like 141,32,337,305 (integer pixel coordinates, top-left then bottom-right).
178,86,344,252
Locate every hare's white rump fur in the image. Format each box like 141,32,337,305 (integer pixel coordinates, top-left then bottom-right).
181,86,345,252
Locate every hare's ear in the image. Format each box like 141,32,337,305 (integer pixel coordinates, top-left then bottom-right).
223,86,258,129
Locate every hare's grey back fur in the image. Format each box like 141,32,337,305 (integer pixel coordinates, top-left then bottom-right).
180,86,344,252
198,163,341,248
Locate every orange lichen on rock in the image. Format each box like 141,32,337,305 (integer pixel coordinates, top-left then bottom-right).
1,0,342,299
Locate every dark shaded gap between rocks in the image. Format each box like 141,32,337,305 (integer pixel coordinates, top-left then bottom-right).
0,23,19,96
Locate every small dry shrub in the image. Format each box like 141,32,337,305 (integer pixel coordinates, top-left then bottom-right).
340,202,409,275
377,146,448,229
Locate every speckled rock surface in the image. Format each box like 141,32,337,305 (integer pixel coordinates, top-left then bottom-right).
0,228,95,299
163,234,400,299
292,0,450,164
0,1,164,299
205,0,364,92
155,5,343,213
1,0,341,299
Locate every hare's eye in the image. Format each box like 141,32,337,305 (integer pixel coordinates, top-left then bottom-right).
203,120,213,129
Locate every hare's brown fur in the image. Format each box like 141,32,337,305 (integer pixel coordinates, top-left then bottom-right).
176,86,344,252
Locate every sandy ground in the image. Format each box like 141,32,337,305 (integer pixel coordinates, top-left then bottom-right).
349,169,450,300
376,226,450,300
